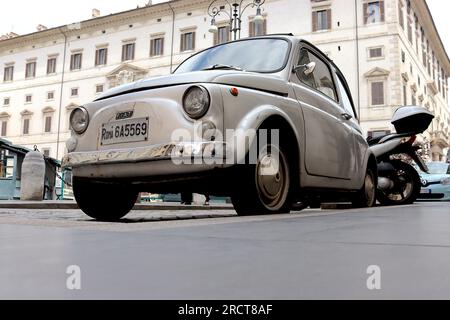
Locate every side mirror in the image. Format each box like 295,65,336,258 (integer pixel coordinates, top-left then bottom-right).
292,61,316,75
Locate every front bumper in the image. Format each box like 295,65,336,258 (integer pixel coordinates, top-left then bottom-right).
62,141,227,169
419,184,450,201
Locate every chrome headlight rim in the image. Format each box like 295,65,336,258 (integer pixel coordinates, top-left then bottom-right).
70,107,89,134
182,85,210,120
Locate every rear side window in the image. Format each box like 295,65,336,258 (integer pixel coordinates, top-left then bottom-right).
336,75,356,119
296,48,337,101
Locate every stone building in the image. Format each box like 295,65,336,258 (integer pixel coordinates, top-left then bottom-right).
0,0,448,160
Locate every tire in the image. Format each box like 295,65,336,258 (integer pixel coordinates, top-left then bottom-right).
352,166,376,208
73,177,138,221
231,134,292,216
376,161,420,206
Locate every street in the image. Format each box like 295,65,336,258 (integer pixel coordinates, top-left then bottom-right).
1,202,450,299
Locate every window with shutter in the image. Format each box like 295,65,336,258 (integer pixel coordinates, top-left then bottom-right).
47,58,57,74
70,53,82,70
95,48,108,66
214,26,230,45
122,43,135,61
313,10,331,31
1,121,7,137
364,1,384,24
371,81,385,106
23,118,30,135
398,0,404,28
44,116,52,133
150,38,164,56
180,32,195,52
3,66,14,82
369,47,383,58
25,62,36,78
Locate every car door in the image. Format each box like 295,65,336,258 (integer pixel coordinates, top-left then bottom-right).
334,71,367,183
290,45,355,180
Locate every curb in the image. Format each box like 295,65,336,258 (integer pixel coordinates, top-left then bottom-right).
0,201,233,211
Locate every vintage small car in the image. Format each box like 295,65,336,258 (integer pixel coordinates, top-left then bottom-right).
62,34,377,220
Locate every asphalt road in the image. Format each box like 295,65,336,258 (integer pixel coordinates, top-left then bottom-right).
1,202,450,299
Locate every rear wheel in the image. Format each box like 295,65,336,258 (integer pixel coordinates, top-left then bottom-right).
377,161,420,205
73,177,138,221
352,166,376,208
231,138,292,216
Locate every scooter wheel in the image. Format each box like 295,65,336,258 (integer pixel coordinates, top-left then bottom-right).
377,160,421,205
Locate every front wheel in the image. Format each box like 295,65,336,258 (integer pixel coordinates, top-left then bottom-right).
376,161,421,206
231,143,292,216
73,177,138,221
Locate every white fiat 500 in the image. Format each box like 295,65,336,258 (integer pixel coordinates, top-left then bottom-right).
63,35,377,220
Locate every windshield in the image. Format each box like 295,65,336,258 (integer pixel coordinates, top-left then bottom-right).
174,38,290,74
426,162,450,174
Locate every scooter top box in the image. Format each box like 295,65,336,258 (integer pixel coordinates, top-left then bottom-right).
391,105,434,134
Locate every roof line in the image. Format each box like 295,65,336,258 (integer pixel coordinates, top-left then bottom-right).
424,0,450,72
0,0,184,45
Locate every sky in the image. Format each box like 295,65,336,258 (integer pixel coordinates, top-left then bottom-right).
0,0,448,56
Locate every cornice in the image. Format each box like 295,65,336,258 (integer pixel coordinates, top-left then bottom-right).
0,0,210,50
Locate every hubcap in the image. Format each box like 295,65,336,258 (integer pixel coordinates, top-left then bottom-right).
256,148,289,210
386,169,413,201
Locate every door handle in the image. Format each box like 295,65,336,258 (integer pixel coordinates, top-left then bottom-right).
341,112,353,120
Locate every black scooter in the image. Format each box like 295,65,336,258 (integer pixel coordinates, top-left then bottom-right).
368,106,434,205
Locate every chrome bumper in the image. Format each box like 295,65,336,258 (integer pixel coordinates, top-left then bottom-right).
62,141,226,169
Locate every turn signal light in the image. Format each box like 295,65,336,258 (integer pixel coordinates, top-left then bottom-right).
230,87,239,96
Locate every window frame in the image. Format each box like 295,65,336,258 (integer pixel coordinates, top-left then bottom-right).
47,57,57,74
369,80,386,107
24,94,32,104
293,44,339,103
0,120,7,137
70,87,79,97
367,46,384,60
25,61,36,79
22,118,30,135
3,65,14,82
312,9,331,32
121,42,135,62
70,52,82,71
46,91,55,101
363,0,385,25
180,31,196,52
150,37,165,57
95,47,108,66
44,115,52,133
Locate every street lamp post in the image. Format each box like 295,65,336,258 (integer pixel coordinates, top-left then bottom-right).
208,0,266,41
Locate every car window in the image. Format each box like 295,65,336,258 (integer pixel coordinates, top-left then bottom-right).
296,48,337,101
336,74,356,119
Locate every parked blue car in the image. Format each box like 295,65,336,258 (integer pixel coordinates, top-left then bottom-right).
417,162,450,201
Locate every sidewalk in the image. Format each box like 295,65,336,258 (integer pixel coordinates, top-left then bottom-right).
0,200,233,210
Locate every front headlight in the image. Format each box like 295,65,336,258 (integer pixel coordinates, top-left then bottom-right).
70,107,89,134
441,177,450,185
182,86,210,119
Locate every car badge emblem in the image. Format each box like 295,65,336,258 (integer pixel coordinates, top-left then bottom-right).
116,110,134,120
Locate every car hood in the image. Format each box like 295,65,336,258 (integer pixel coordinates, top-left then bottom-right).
95,70,288,100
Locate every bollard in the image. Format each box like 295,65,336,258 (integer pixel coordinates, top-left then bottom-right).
20,151,46,201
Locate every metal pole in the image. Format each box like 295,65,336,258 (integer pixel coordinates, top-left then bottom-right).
354,0,361,123
168,2,175,73
56,27,68,160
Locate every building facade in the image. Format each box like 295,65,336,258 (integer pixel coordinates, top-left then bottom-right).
0,0,448,161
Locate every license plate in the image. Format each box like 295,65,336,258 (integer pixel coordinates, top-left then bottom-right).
100,117,149,146
420,188,432,194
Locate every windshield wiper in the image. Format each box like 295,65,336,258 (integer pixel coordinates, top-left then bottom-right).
201,64,244,71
